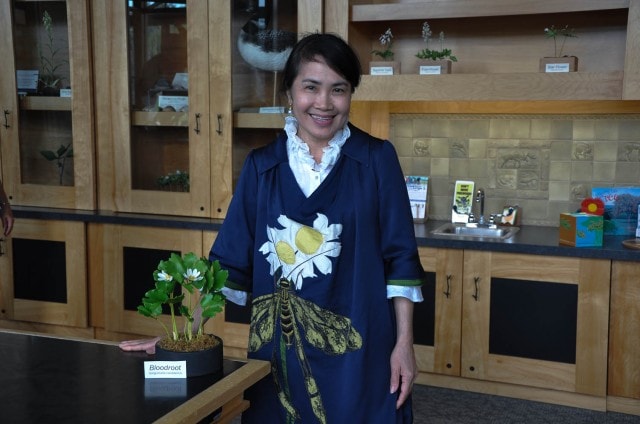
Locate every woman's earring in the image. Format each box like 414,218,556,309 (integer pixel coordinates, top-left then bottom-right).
287,103,293,115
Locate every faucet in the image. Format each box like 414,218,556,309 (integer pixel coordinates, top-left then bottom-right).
475,188,485,225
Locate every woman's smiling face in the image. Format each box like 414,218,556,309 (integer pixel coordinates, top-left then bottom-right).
288,57,352,147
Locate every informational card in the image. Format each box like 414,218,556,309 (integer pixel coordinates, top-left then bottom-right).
158,95,188,112
144,361,187,379
16,70,39,92
405,176,429,222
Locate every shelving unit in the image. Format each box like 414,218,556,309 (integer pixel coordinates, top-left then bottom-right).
342,0,640,100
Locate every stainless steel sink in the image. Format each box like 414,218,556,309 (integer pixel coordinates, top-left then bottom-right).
431,222,519,240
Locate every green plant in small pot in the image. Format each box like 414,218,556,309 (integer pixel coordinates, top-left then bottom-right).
540,25,578,72
137,252,228,376
40,143,73,185
38,11,68,95
415,21,457,74
370,28,400,74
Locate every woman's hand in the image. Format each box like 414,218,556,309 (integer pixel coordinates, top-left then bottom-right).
389,297,418,408
118,336,161,354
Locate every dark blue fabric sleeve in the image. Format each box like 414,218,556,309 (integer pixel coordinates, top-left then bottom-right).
374,140,424,286
209,152,258,293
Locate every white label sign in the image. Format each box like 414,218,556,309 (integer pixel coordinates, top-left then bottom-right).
544,63,570,73
370,66,394,76
144,361,187,379
419,65,442,75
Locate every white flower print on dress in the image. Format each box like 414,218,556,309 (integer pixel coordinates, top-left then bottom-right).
259,213,342,289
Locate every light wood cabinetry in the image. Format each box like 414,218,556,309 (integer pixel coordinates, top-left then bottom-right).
0,218,87,328
415,247,611,406
414,247,463,376
96,224,225,340
93,0,322,219
0,0,96,209
608,260,640,416
330,0,640,101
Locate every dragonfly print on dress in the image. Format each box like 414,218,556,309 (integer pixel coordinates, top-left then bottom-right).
251,213,363,423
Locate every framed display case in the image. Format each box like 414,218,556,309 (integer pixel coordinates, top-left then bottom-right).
0,0,95,209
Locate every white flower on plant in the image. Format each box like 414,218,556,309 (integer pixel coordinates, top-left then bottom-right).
379,28,393,46
157,270,173,282
260,214,342,290
183,268,203,282
421,22,432,43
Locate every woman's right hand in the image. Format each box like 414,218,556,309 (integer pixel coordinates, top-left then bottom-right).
118,336,161,354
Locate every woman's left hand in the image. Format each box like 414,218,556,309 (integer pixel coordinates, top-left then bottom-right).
389,338,418,409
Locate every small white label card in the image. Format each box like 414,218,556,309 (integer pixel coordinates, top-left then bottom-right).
16,70,39,91
144,360,187,379
370,66,394,76
59,89,72,98
544,63,570,73
158,95,188,112
259,106,285,114
419,65,442,75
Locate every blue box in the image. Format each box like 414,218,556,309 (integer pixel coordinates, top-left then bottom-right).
559,213,603,247
591,187,640,235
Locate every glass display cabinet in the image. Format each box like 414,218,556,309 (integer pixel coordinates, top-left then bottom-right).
0,0,95,210
93,0,321,218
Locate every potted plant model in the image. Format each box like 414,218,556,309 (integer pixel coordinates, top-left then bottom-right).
415,21,457,75
38,11,68,95
137,252,228,377
370,28,400,75
540,25,578,72
40,142,73,186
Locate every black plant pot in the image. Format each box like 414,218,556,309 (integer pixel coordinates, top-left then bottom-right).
154,335,223,377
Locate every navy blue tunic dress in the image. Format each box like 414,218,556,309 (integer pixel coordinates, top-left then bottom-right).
210,124,424,423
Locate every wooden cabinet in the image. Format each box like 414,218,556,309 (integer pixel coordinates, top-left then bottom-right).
0,0,95,209
0,218,87,328
415,248,611,404
326,0,640,101
92,1,217,217
97,224,225,339
608,260,640,415
414,247,463,376
93,0,322,219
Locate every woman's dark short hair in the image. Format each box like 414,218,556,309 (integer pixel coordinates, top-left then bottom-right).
282,33,361,93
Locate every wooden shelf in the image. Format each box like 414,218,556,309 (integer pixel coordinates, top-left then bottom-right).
353,71,623,101
351,0,629,22
131,111,188,127
234,110,285,129
19,96,72,111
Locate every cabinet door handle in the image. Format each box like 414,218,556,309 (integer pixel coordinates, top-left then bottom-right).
443,274,452,298
194,113,201,134
216,114,222,135
472,276,480,301
3,110,9,129
0,238,5,256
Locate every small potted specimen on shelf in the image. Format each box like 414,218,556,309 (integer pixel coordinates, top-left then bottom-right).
137,252,228,376
38,10,68,95
40,142,73,186
415,21,457,75
370,28,400,75
540,25,578,73
157,169,190,192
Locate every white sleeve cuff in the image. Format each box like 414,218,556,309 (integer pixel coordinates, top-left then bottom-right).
386,285,424,302
222,287,248,306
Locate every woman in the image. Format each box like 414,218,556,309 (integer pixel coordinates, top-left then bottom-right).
211,33,424,423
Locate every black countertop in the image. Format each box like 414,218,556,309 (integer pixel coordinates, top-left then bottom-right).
13,206,640,262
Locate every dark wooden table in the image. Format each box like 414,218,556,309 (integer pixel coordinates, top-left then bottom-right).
0,330,269,423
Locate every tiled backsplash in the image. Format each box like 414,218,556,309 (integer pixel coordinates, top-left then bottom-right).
390,114,640,226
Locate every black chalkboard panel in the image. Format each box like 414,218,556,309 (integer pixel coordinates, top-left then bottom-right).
489,278,578,364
